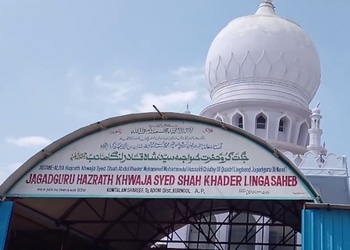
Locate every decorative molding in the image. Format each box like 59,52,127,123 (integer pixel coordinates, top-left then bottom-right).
284,151,348,177
208,50,316,101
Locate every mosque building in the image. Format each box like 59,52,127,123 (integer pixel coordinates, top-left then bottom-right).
164,0,349,248
0,1,349,249
201,0,348,204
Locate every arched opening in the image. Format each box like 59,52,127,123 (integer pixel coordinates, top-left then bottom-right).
188,214,217,249
256,113,267,138
278,116,291,142
256,115,266,129
215,114,223,122
312,118,320,129
297,122,309,146
269,223,299,249
229,213,256,249
279,119,284,132
232,113,243,129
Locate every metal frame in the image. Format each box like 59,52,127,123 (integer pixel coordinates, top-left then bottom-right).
1,113,319,249
7,198,304,249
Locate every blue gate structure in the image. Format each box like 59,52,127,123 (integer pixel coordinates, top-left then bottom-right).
0,201,13,250
302,203,350,250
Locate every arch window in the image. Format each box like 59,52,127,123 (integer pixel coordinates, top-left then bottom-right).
256,115,266,129
215,115,223,122
188,214,216,249
279,119,284,132
232,113,243,129
297,122,309,146
229,213,256,249
269,224,297,249
238,116,243,129
278,116,291,142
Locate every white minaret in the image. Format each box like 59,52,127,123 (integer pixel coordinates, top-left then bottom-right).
307,104,326,155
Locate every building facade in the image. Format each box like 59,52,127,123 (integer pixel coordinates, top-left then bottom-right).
0,1,348,249
165,1,349,248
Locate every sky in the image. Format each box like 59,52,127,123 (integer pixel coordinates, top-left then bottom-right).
0,0,349,184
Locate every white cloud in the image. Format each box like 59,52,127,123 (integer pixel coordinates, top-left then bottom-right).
64,68,142,119
69,68,141,105
172,65,204,77
168,65,211,114
130,65,210,114
171,65,205,89
63,65,210,119
110,87,130,101
6,136,52,147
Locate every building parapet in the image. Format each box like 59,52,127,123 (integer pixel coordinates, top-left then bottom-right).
284,151,348,177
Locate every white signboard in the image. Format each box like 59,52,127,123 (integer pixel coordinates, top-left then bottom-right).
8,120,314,199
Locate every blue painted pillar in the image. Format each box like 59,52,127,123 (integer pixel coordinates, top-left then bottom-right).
0,201,13,250
302,205,350,250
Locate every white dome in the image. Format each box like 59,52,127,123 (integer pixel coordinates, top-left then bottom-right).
205,1,321,108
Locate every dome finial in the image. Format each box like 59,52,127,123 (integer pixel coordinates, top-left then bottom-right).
256,0,275,15
184,103,191,114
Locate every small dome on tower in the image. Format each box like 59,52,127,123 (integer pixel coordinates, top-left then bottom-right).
205,0,321,108
312,107,321,114
312,102,321,114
